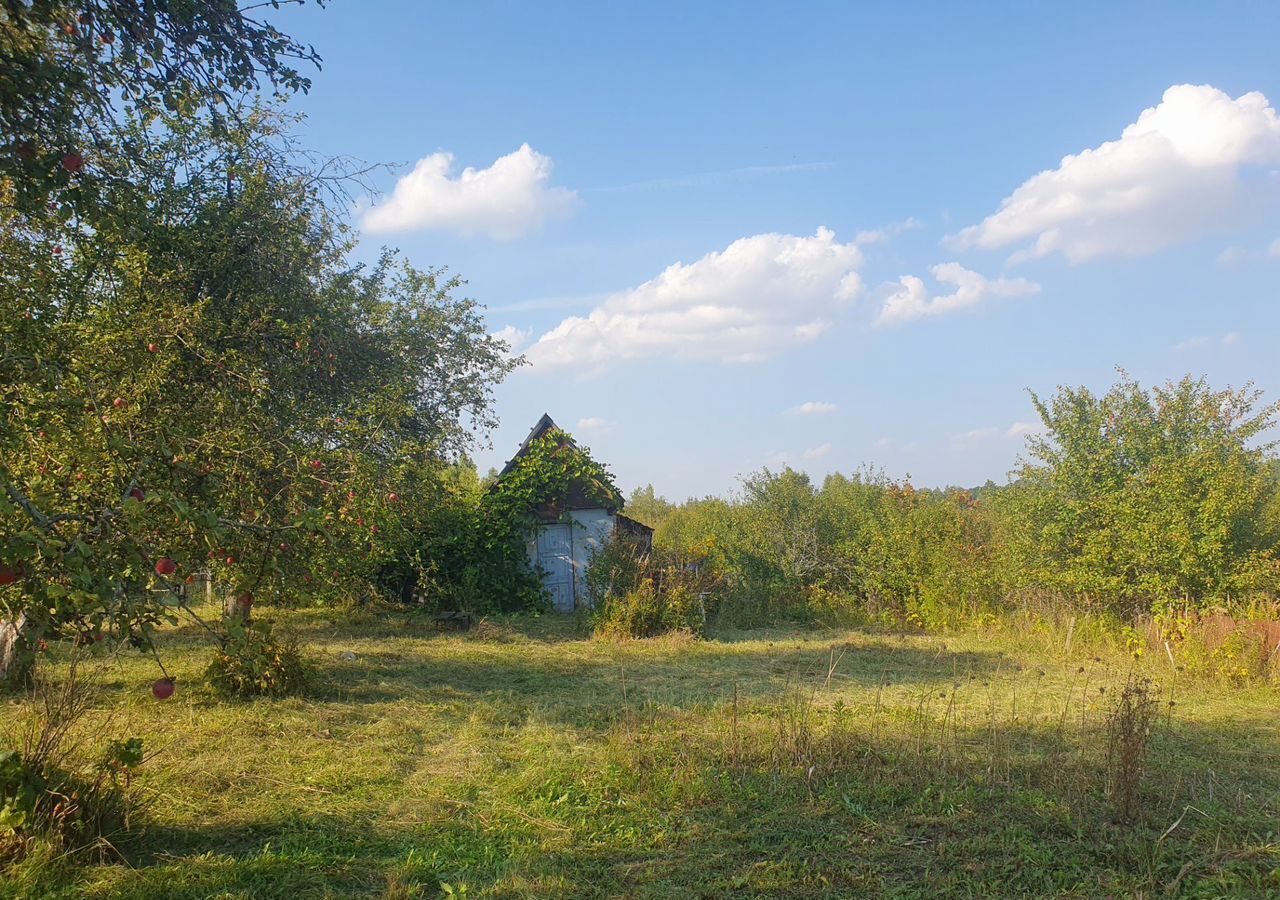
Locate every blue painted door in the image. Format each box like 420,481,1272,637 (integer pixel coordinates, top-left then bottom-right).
537,524,575,612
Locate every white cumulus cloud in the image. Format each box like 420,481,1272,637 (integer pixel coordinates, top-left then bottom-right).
361,144,579,239
490,324,531,351
1270,238,1280,257
576,417,609,431
788,401,838,416
523,227,864,370
951,85,1280,262
1005,421,1038,438
803,442,833,460
877,263,1039,325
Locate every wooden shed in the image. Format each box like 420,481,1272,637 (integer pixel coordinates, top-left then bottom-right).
497,414,653,612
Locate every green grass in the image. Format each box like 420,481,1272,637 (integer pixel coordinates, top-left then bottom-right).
3,606,1279,898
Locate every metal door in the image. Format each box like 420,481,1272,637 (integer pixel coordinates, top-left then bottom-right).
536,524,575,612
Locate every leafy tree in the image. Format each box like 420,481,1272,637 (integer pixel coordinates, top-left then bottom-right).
2,0,322,213
998,374,1280,616
0,108,517,685
625,484,674,528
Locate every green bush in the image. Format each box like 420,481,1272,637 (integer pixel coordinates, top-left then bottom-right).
2,659,143,867
205,619,310,698
1,743,140,866
593,578,706,640
996,375,1280,617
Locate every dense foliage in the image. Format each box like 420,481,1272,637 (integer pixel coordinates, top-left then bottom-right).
586,537,711,639
996,375,1280,616
0,107,516,684
2,0,321,215
651,375,1280,629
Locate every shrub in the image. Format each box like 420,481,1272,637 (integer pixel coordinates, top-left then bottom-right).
594,578,706,640
583,536,651,608
587,536,717,639
2,656,143,866
1104,675,1158,824
998,375,1280,617
206,619,310,698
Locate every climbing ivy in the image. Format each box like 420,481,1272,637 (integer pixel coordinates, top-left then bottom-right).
488,429,622,523
473,429,622,611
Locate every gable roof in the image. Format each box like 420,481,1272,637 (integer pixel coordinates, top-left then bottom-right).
494,413,625,513
496,412,563,479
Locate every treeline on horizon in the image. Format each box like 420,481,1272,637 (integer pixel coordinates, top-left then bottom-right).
616,373,1280,629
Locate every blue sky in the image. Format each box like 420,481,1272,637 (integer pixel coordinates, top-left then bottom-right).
281,1,1280,500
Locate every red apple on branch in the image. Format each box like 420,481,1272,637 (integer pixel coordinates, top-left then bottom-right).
61,153,85,173
154,557,177,576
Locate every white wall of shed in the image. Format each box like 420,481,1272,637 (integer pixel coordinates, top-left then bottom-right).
526,509,615,610
568,508,614,607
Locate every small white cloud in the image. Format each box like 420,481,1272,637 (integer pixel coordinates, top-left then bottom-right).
874,437,894,449
361,144,579,239
1217,247,1247,266
803,442,833,460
788,401,838,416
764,450,793,468
877,263,1039,325
524,227,864,370
855,217,923,245
1175,332,1240,351
576,417,608,431
950,85,1280,263
1270,237,1280,257
956,425,1038,448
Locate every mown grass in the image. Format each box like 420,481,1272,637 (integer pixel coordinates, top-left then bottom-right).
2,605,1278,898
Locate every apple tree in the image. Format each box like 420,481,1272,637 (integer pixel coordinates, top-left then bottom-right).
2,0,323,214
0,106,518,687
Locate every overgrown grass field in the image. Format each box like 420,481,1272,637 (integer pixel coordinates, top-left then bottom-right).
4,607,1278,898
